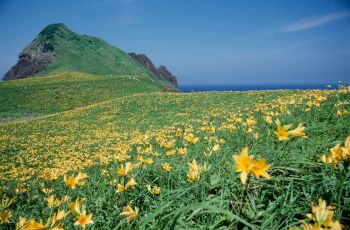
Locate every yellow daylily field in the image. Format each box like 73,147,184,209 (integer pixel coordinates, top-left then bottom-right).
0,78,349,229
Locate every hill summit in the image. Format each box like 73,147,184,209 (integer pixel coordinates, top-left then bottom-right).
3,23,178,88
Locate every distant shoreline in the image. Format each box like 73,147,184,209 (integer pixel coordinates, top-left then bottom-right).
179,84,337,92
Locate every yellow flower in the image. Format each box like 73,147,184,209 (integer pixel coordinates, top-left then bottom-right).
184,133,199,144
146,184,160,195
69,198,83,216
305,199,341,228
232,147,254,184
144,158,153,165
117,162,134,176
136,156,153,165
188,159,201,172
341,135,350,159
69,198,93,229
26,219,46,229
319,154,336,166
165,149,176,156
45,194,67,208
0,210,11,224
246,117,257,126
120,204,139,223
178,147,187,156
74,213,94,229
64,175,79,189
162,140,175,148
16,217,27,230
162,162,172,172
336,109,349,116
125,178,137,189
265,116,273,124
64,172,88,189
117,184,125,193
187,159,202,182
117,178,137,193
233,147,271,184
330,144,343,161
54,210,68,222
251,158,271,179
152,186,160,195
100,169,109,176
77,172,88,180
274,119,307,141
212,144,220,152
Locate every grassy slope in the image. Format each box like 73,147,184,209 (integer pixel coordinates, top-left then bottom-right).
0,71,163,122
41,24,153,77
1,88,349,229
36,23,173,88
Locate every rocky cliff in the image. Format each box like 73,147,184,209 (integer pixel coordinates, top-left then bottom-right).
128,52,178,87
3,37,54,80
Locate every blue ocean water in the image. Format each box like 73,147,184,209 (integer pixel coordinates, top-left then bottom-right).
179,84,336,93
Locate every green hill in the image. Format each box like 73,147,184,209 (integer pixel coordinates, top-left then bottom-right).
4,23,173,85
39,23,159,77
0,71,166,122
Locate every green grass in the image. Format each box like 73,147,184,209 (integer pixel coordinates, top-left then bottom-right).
0,71,164,122
0,86,349,229
34,23,173,89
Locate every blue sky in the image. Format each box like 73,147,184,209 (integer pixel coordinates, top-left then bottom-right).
0,0,350,85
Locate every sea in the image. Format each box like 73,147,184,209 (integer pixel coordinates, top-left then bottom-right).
179,84,337,93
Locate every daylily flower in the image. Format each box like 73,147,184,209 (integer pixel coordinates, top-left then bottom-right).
162,162,172,172
146,184,160,195
64,172,88,189
233,147,254,184
341,135,350,159
178,147,187,156
0,210,11,224
165,149,176,156
274,119,307,141
184,133,199,144
117,184,125,193
120,204,139,223
295,199,342,230
17,210,68,230
69,198,83,216
265,116,273,124
69,198,94,229
26,219,46,229
117,178,137,193
320,136,350,168
125,178,137,189
187,159,202,182
233,147,271,184
74,213,94,229
117,162,134,176
251,158,271,179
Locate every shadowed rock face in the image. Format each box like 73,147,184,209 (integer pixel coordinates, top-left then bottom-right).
3,38,54,81
158,65,178,86
129,52,178,87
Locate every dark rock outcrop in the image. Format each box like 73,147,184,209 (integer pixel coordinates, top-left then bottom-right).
129,52,178,87
158,65,178,86
128,53,158,76
3,38,54,81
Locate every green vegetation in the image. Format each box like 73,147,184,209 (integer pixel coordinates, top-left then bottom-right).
0,83,349,229
0,71,164,122
38,24,162,80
